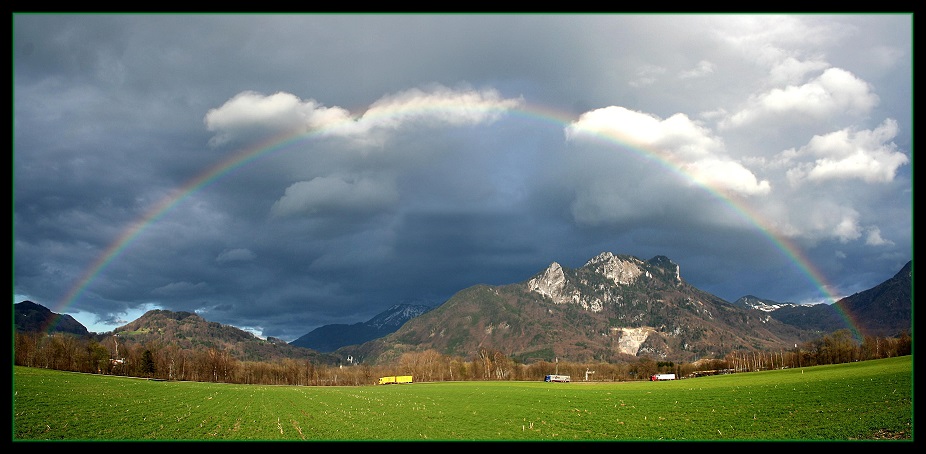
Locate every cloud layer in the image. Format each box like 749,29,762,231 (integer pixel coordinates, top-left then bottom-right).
14,14,911,341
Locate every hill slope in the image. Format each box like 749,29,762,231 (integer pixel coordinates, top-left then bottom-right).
113,309,340,365
832,260,912,338
14,301,90,337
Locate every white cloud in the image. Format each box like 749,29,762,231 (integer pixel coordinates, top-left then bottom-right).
682,159,771,195
204,86,523,149
270,174,399,218
204,91,352,147
865,227,894,246
565,106,663,145
565,106,770,196
709,15,851,69
721,67,878,129
360,85,522,130
767,57,830,85
833,215,862,243
781,202,865,244
783,119,908,185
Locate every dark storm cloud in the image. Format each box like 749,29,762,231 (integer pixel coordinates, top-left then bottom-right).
14,14,912,341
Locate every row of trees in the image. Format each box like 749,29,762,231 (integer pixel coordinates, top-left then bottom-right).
13,329,911,386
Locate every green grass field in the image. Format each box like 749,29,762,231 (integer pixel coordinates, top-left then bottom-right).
13,356,912,441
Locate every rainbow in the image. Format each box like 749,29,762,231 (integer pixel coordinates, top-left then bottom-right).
49,96,863,339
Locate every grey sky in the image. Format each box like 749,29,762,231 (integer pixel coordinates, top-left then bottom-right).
13,14,912,341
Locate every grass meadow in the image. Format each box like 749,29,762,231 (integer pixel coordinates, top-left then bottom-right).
13,355,912,442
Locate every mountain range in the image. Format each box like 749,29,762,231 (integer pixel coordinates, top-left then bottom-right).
289,304,432,352
15,252,911,366
732,260,912,338
333,253,826,364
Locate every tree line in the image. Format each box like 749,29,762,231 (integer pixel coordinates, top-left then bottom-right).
13,328,911,386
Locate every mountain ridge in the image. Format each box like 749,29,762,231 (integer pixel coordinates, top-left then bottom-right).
289,303,432,352
732,260,911,338
15,254,911,367
334,252,854,365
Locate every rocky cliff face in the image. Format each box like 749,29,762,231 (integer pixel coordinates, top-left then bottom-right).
527,262,571,305
613,326,656,356
527,253,662,312
585,252,648,285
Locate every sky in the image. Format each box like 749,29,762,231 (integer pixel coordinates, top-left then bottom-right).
13,14,912,342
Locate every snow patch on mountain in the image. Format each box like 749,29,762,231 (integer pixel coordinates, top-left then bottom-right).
734,295,807,312
367,304,431,330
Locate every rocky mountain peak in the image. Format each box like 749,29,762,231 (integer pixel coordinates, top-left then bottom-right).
583,252,645,286
645,255,682,284
527,261,567,303
526,253,652,313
